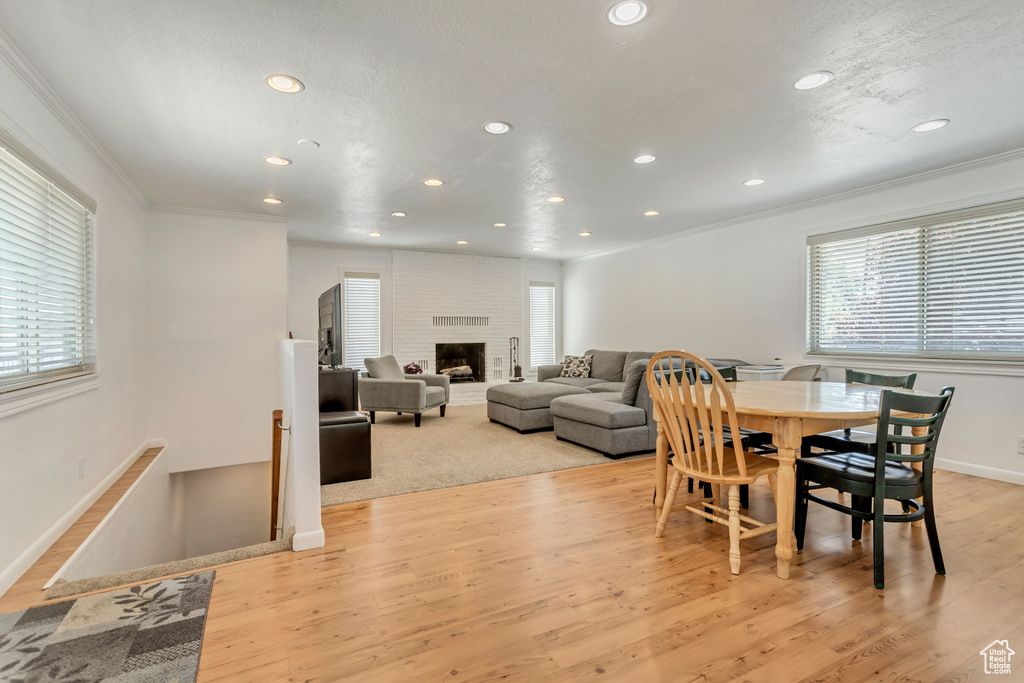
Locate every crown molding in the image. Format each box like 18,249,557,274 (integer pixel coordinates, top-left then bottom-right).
569,146,1024,264
148,204,291,224
0,26,149,210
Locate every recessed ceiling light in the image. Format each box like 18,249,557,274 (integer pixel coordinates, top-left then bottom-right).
633,154,656,164
297,139,320,148
579,232,592,237
424,178,444,186
368,232,381,237
912,119,949,133
264,156,292,166
608,1,648,26
456,240,468,245
262,197,283,205
391,212,406,217
548,196,565,203
793,71,834,90
493,222,506,227
532,247,544,251
643,210,659,216
483,121,512,134
743,178,766,186
266,74,304,93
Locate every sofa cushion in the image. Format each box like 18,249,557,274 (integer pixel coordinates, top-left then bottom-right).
546,377,606,388
550,393,647,429
487,382,589,410
623,351,657,375
425,385,446,406
621,359,649,405
585,350,628,382
365,355,405,380
560,355,592,378
588,382,625,393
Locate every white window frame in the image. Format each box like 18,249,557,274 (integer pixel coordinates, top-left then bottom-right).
529,282,556,368
807,197,1024,363
0,128,98,418
342,271,381,374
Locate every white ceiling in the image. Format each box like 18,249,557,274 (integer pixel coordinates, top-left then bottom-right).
2,0,1023,260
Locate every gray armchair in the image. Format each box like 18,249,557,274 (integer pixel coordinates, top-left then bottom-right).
359,355,449,427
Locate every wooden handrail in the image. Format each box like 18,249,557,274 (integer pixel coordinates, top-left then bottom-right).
271,409,284,541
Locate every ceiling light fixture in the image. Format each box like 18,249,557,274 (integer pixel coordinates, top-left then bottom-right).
483,121,512,134
368,232,382,237
266,74,304,93
297,139,320,148
531,247,544,251
262,197,283,205
548,196,565,203
456,240,468,245
608,1,648,26
264,156,292,166
493,223,506,227
391,212,406,217
643,210,659,216
793,71,834,90
633,154,656,164
912,119,949,133
424,178,444,186
579,232,592,237
743,178,766,186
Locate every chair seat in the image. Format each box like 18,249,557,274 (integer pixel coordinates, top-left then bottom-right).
807,428,875,451
425,385,446,407
799,452,922,486
672,447,778,485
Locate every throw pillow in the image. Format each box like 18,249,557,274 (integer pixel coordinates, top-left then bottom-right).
560,354,592,378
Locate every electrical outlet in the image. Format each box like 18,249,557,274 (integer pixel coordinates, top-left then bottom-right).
1017,436,1024,455
77,456,85,479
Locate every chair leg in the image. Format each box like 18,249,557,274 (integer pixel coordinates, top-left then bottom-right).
369,411,375,424
687,478,694,493
923,489,945,576
414,414,421,427
397,412,402,415
872,494,885,589
851,495,865,541
440,404,446,417
768,472,778,502
656,471,683,538
795,476,808,551
739,485,749,509
728,485,742,575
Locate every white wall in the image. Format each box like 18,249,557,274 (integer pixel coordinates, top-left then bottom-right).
0,40,149,594
179,461,271,557
146,209,289,473
279,340,324,552
563,153,1024,483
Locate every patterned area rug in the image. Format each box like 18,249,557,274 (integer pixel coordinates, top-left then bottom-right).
0,570,214,682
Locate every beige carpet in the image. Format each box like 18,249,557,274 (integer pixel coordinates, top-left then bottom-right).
320,403,652,507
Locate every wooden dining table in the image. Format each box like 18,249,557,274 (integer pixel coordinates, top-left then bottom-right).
653,380,927,579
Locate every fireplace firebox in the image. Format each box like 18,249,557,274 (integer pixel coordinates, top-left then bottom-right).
435,343,485,383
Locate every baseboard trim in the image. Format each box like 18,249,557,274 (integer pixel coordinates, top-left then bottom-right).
936,458,1024,486
0,440,155,597
291,529,325,552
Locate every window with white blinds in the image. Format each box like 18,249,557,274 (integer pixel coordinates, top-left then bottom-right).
343,272,380,374
0,144,96,394
529,282,556,367
808,198,1024,361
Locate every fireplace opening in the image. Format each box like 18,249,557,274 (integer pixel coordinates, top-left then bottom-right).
435,343,485,383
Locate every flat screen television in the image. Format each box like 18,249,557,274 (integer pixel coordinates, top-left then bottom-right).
318,284,342,368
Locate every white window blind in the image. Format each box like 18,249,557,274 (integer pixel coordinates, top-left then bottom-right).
343,272,380,374
529,282,556,367
0,145,96,394
808,198,1024,361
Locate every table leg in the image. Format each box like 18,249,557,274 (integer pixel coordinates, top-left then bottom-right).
773,417,802,579
655,422,668,517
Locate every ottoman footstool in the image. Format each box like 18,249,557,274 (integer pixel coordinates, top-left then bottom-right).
486,383,590,432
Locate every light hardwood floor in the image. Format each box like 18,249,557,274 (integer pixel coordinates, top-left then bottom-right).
5,455,1023,681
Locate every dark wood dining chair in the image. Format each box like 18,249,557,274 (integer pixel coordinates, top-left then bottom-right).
804,369,917,454
795,386,954,589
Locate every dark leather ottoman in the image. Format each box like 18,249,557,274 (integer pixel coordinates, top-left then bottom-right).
319,410,371,484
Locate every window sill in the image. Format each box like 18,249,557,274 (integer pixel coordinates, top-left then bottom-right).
0,374,101,419
803,353,1024,378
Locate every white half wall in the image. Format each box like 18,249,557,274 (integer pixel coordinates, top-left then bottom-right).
146,209,289,473
0,37,148,595
279,340,324,551
563,153,1024,482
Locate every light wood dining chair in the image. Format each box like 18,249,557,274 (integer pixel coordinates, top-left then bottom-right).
648,351,779,574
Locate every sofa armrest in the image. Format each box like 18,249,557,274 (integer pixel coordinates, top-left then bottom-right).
537,364,563,382
358,378,426,411
408,373,450,403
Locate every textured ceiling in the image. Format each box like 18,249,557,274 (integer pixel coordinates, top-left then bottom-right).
2,0,1023,259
